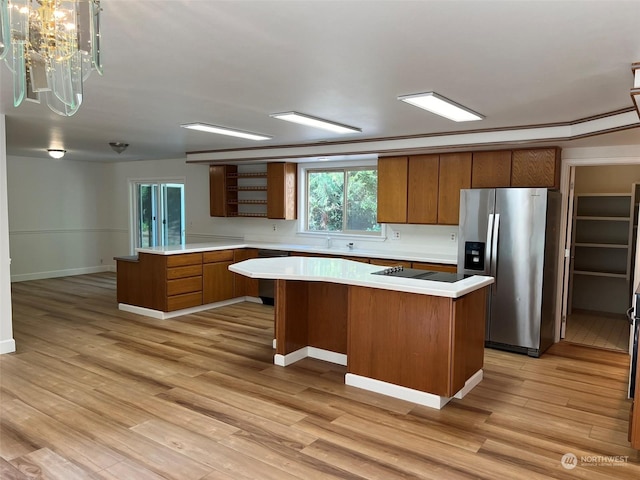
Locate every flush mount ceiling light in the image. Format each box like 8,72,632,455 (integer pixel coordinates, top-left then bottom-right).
180,123,271,141
109,142,129,154
47,149,66,159
0,0,103,116
398,92,484,122
269,112,362,134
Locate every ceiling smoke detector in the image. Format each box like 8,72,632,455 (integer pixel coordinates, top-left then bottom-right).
109,142,129,154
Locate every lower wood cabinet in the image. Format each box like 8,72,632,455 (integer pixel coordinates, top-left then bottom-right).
233,249,259,297
203,250,235,304
116,249,259,313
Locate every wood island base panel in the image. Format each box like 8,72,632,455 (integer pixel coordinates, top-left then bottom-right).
231,256,493,409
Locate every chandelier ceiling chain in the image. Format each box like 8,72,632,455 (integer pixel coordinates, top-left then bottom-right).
0,0,103,116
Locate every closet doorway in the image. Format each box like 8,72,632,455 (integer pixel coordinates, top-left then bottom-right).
564,165,640,352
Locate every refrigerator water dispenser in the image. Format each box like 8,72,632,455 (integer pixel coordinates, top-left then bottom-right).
464,241,485,271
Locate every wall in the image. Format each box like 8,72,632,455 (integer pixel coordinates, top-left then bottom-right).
107,158,459,261
574,164,640,194
7,155,116,281
0,115,15,353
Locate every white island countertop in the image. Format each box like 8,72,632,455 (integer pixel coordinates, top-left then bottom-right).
230,256,493,298
135,241,457,265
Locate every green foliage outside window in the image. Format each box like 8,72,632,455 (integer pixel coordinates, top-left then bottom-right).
307,168,380,234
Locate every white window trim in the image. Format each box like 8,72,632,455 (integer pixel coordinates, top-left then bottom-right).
297,160,387,241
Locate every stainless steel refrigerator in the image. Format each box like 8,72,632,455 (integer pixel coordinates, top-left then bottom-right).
457,188,561,357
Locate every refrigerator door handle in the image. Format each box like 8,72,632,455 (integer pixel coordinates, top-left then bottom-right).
486,213,494,276
491,214,500,291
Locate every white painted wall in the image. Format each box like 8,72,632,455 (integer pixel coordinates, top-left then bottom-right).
7,155,116,281
107,157,459,260
0,115,15,354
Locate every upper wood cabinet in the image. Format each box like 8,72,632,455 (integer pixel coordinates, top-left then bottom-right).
377,156,409,223
511,148,560,189
408,154,439,224
471,151,512,188
267,162,297,220
209,165,237,217
438,152,472,225
209,162,297,219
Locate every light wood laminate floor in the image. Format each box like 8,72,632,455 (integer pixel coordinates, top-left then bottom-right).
565,311,631,352
1,273,639,479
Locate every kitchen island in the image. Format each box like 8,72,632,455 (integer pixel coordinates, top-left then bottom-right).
230,256,493,409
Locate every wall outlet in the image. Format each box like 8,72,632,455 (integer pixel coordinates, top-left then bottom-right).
392,231,400,240
272,224,277,232
450,233,457,242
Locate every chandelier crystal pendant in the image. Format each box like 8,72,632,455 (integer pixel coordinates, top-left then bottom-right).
0,0,103,116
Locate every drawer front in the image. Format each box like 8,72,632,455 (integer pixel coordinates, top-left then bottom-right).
167,276,203,296
166,253,203,268
167,264,203,279
167,292,202,311
203,250,234,263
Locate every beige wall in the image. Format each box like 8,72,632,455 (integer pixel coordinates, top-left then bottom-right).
574,165,640,194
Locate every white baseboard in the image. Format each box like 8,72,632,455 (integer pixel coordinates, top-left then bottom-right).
454,370,483,399
0,338,16,354
345,369,484,410
11,265,113,283
118,297,248,319
274,346,347,367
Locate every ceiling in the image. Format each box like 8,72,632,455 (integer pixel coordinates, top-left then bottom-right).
1,0,639,163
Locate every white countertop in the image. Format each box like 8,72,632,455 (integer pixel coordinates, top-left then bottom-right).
136,241,457,265
229,257,492,298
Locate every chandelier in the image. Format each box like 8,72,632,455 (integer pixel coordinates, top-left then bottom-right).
0,0,102,116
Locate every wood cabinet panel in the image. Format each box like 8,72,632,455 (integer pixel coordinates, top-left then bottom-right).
203,250,234,263
166,253,202,267
209,165,237,217
267,162,297,220
511,148,560,188
438,152,472,225
450,288,486,394
203,262,235,304
233,249,259,297
377,156,408,223
167,292,203,311
407,154,439,224
167,276,203,296
275,280,308,355
370,258,412,268
411,262,457,273
166,264,202,280
307,283,348,354
348,286,453,396
472,151,512,188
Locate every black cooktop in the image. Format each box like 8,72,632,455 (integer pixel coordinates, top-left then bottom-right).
372,266,469,283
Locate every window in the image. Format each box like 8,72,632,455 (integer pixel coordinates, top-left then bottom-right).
305,166,380,235
132,181,185,249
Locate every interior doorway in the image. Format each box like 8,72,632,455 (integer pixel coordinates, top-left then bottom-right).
562,164,640,353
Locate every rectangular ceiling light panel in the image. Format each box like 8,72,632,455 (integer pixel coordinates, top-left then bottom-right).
398,92,484,122
180,123,271,141
269,112,361,134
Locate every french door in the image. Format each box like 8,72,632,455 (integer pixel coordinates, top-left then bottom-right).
133,181,185,249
